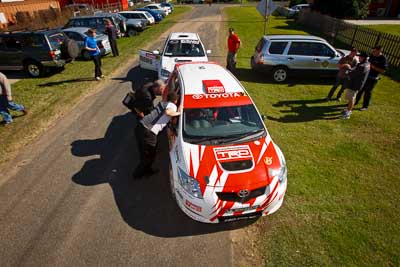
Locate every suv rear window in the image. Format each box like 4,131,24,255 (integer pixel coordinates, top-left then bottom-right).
268,42,288,55
47,32,66,50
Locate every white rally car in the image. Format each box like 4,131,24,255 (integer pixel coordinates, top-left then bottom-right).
164,62,287,223
139,32,211,81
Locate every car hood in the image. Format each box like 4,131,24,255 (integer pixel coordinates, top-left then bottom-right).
161,55,208,73
180,136,283,191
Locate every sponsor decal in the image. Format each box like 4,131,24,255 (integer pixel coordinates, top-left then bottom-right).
227,205,260,213
191,92,243,100
264,157,273,165
185,200,202,212
146,52,157,59
214,145,253,162
181,39,200,44
203,80,225,94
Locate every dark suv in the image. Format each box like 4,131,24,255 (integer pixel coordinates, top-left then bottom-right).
65,14,126,38
0,29,78,77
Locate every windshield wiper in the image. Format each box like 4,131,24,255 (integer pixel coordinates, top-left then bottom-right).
220,129,265,143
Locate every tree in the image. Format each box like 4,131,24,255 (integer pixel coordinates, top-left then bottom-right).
313,0,371,19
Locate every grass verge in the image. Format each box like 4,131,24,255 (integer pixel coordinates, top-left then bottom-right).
0,6,191,166
364,24,400,37
226,6,400,266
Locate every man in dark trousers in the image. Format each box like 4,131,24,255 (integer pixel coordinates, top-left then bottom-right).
226,27,241,73
326,48,358,101
105,19,119,57
0,72,28,126
355,45,388,111
133,92,180,179
84,28,103,81
341,52,370,119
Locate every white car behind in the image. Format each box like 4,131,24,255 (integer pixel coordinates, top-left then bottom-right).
139,32,211,81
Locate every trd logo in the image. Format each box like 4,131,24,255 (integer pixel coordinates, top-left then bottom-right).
214,145,253,161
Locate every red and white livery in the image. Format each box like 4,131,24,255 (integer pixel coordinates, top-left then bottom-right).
165,62,287,223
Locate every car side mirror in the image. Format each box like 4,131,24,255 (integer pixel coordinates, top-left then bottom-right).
153,50,160,55
206,50,211,54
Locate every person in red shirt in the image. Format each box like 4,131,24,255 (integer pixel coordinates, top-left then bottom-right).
226,27,241,73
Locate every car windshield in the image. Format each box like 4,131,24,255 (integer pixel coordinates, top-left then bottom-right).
164,39,205,57
47,32,66,49
183,104,266,145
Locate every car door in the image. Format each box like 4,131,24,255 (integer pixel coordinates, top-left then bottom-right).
139,49,160,71
2,36,24,69
308,42,338,73
286,41,317,70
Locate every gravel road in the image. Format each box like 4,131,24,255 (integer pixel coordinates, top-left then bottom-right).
0,5,255,266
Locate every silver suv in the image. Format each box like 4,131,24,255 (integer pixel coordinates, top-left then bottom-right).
251,35,348,82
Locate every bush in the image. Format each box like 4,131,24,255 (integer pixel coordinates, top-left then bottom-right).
313,0,371,19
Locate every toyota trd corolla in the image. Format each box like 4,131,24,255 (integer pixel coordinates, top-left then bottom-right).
165,62,287,223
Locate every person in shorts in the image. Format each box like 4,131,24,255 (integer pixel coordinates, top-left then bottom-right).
341,52,370,119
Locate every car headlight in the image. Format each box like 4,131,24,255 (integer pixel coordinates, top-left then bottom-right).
161,69,171,78
268,146,287,183
178,168,203,199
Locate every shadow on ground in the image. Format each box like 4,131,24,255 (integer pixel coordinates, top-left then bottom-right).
267,98,346,123
38,77,95,87
112,65,158,92
235,67,336,86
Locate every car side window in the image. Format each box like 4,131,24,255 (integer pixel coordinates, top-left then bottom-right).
0,37,6,50
23,35,45,48
268,42,288,55
288,42,313,56
310,43,335,57
4,37,22,50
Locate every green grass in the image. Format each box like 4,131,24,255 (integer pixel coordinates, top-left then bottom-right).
226,6,400,266
0,6,191,166
364,24,400,37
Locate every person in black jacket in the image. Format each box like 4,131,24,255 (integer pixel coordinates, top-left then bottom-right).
341,52,370,119
133,80,166,120
355,45,388,111
105,19,119,57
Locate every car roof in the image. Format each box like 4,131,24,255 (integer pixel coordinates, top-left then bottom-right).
0,29,62,36
169,32,199,41
176,62,244,95
62,27,90,34
70,14,113,19
262,34,326,42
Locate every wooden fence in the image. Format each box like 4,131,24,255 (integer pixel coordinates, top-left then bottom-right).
298,11,400,68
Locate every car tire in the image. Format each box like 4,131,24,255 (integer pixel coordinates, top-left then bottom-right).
126,28,137,37
82,50,91,60
25,61,43,77
169,161,176,202
272,66,288,83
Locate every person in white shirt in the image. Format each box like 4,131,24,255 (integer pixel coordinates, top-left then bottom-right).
133,92,180,179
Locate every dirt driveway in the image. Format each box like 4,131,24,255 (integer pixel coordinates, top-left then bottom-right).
0,5,261,266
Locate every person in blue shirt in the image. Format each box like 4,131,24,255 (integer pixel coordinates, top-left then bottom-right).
84,28,103,81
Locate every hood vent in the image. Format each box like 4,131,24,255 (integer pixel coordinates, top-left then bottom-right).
175,59,192,62
220,160,253,171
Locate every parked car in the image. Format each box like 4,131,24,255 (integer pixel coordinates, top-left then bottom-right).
135,8,163,22
65,14,124,38
112,12,146,36
160,2,174,12
119,11,155,26
287,3,311,18
250,35,349,82
62,27,111,60
144,4,170,17
164,61,287,223
0,29,79,77
139,32,211,81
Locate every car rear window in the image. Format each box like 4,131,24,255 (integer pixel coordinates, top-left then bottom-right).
268,42,288,55
255,38,265,52
47,32,66,50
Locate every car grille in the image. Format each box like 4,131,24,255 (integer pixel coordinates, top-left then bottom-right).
216,186,266,203
220,160,253,171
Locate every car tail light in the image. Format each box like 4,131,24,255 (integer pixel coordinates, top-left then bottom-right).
49,50,56,59
257,52,263,64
